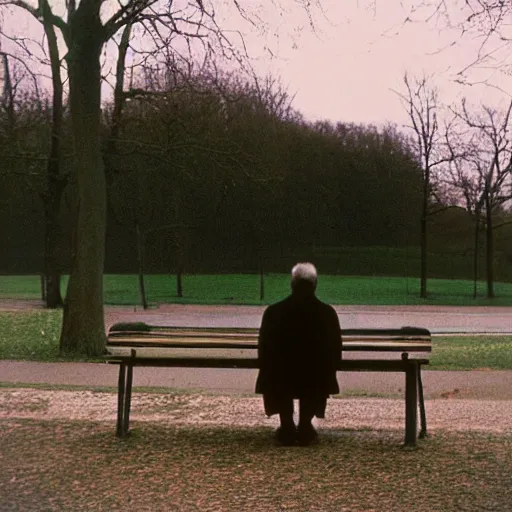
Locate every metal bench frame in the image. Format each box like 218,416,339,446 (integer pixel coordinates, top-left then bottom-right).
107,326,431,447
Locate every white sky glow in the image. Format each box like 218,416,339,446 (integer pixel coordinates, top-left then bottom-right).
2,0,512,128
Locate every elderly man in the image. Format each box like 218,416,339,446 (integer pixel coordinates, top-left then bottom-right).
255,263,341,446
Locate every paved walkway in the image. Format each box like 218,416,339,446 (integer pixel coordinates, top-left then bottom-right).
3,300,512,333
100,303,512,334
2,360,512,400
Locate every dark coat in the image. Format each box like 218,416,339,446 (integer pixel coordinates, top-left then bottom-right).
255,293,341,405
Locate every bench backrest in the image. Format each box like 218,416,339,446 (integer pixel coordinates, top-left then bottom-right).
107,323,431,358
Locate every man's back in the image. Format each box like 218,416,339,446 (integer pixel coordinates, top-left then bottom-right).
256,293,341,397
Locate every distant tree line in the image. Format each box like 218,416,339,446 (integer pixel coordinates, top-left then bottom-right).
0,67,424,275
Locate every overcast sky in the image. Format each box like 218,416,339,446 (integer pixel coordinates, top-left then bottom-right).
223,0,512,127
3,0,512,128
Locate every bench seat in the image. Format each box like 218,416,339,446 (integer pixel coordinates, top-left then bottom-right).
107,326,431,352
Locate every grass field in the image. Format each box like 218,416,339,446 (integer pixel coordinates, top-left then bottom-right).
3,273,512,306
1,310,511,369
1,418,511,511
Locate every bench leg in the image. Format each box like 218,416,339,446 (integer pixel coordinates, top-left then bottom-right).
404,363,418,448
116,363,127,437
123,363,134,436
418,366,427,439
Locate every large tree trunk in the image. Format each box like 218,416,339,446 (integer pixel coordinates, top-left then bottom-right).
60,6,107,356
43,16,65,308
43,183,65,308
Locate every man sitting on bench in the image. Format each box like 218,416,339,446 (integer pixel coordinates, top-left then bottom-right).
255,262,342,446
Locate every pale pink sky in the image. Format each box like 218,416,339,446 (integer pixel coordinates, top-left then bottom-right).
3,0,511,127
235,1,512,126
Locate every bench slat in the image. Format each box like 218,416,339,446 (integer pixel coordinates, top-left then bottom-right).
107,345,431,358
108,326,430,339
110,326,431,336
105,354,428,370
108,335,257,346
108,333,430,343
109,331,257,340
107,346,257,359
343,342,431,352
106,341,431,353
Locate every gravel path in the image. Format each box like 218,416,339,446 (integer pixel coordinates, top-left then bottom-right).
1,388,511,435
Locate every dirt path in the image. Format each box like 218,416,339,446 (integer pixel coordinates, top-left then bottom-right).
1,387,511,435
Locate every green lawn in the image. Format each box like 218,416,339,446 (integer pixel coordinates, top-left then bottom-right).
0,310,74,362
3,273,512,306
1,310,511,369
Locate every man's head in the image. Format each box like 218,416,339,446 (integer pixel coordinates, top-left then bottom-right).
291,262,318,296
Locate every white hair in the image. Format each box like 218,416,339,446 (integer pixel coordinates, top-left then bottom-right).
291,262,318,286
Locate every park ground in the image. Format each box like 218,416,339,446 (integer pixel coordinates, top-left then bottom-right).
1,302,512,511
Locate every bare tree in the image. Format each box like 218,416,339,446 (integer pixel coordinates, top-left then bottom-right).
394,73,450,298
443,118,486,297
40,8,66,308
452,99,512,298
1,13,68,308
451,0,511,85
0,0,327,355
0,52,15,133
106,63,295,305
0,1,216,354
412,1,512,93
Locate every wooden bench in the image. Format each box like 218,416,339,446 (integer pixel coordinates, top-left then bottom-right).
106,323,431,447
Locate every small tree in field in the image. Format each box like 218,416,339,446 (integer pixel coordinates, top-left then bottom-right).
395,73,450,298
443,121,485,298
452,99,512,298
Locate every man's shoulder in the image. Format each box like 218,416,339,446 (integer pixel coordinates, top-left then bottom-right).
312,298,339,322
313,296,336,311
265,296,293,313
